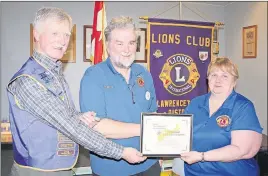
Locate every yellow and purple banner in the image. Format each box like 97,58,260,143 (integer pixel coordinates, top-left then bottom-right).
147,18,215,114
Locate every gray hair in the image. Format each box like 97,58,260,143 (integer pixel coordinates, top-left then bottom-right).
33,7,72,32
104,16,136,41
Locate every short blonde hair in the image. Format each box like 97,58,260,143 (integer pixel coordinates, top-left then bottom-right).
207,57,239,80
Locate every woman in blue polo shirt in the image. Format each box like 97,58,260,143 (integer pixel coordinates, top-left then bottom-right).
175,57,263,176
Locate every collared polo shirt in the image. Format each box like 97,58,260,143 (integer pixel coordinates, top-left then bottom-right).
79,58,158,176
183,90,263,176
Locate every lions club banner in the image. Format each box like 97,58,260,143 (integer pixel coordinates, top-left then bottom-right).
147,18,215,114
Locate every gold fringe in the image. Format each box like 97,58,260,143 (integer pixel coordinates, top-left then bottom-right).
139,16,149,20
215,21,224,26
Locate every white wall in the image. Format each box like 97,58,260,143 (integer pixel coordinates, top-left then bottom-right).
0,1,225,121
225,2,267,134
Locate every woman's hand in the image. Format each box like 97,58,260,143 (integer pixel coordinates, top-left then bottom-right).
180,151,203,164
159,159,163,167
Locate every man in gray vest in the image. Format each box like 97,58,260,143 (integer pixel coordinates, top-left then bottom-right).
7,7,146,176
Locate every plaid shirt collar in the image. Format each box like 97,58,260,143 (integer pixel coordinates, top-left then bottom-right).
32,50,63,75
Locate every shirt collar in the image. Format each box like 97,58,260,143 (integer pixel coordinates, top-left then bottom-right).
32,50,63,75
106,58,119,75
105,57,143,76
201,89,237,110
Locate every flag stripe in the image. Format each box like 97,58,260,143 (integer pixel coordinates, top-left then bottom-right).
91,1,107,65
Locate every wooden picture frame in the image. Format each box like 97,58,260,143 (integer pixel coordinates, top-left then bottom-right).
82,26,147,63
83,25,93,62
135,28,147,63
30,24,76,63
242,25,257,58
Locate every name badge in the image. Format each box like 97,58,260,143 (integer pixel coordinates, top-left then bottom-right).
145,91,150,100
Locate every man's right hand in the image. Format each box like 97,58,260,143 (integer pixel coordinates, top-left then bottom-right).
122,147,147,164
79,111,100,128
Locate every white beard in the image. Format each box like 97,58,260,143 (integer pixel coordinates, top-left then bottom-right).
111,53,135,69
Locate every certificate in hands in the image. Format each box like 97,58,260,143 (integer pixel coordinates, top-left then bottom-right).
140,113,192,157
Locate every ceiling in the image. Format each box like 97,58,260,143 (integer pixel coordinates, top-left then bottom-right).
182,1,233,7
199,1,233,6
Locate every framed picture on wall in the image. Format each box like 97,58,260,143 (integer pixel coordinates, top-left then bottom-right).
30,24,76,63
134,28,147,63
83,25,93,62
242,25,257,58
83,26,147,63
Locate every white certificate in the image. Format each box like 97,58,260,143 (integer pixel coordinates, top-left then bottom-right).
140,113,192,157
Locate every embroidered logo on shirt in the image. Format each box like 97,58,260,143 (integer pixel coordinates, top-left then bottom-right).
216,115,231,127
137,76,144,87
39,71,53,84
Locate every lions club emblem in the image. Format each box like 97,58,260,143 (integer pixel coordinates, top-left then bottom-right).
137,77,144,87
216,115,231,127
159,53,200,96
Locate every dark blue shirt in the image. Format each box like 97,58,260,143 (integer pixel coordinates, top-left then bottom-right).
184,90,263,176
79,58,158,176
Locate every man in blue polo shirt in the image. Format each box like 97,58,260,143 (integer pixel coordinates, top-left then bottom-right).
79,16,160,176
